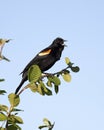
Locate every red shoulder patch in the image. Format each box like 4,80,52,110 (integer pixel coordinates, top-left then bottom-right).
38,49,51,56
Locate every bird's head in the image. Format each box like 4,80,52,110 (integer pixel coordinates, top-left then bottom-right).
52,37,67,48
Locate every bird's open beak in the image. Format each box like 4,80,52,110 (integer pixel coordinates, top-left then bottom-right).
63,39,67,47
64,40,67,42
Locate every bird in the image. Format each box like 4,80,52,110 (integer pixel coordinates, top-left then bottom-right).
15,37,67,94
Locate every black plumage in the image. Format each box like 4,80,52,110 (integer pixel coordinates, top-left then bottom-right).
15,37,66,94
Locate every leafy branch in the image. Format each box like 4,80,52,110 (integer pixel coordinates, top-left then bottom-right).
17,57,80,95
0,93,23,130
39,118,55,130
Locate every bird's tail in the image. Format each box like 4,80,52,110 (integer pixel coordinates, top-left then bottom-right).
15,77,26,94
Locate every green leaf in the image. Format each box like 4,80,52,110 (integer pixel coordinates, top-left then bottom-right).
28,65,42,83
8,125,17,130
65,57,70,65
43,118,51,126
37,84,45,96
40,82,52,96
54,85,59,94
2,56,10,62
0,79,5,82
53,76,61,86
12,108,23,112
48,76,61,86
46,80,52,87
8,125,20,130
62,73,71,82
39,118,54,130
9,115,23,124
0,90,6,95
44,88,52,96
28,83,38,93
0,127,5,130
38,125,47,129
8,93,20,107
0,112,7,121
71,66,80,72
0,105,8,112
13,115,23,124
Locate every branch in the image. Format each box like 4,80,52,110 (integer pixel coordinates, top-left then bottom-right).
17,65,71,96
17,58,80,96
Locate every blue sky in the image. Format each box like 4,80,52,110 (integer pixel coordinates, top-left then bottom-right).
0,0,104,130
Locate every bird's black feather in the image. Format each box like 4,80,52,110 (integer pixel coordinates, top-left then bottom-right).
15,37,66,94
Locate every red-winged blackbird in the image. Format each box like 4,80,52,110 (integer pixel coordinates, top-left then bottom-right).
15,37,67,94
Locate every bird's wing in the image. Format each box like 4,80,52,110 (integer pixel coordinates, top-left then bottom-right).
20,47,52,75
